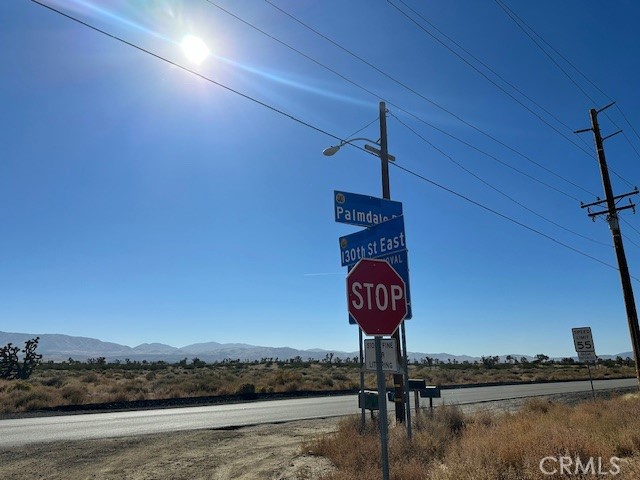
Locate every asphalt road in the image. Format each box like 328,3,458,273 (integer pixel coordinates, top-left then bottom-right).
0,378,635,447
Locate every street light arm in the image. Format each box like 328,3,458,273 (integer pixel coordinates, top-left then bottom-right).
322,137,395,162
322,137,380,156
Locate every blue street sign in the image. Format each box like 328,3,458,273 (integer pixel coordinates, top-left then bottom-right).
334,190,403,228
339,215,406,267
348,249,412,323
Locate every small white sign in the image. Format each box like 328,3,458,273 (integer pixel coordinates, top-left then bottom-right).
578,351,597,363
363,338,400,373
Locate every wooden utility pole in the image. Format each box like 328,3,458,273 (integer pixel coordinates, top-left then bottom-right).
578,103,640,389
378,101,407,423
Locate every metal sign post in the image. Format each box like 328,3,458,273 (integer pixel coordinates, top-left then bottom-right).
359,328,365,432
401,321,412,440
587,363,596,400
374,336,390,480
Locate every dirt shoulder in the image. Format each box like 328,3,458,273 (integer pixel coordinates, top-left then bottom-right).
0,418,338,480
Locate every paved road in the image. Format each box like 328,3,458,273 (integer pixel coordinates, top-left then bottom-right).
0,378,635,447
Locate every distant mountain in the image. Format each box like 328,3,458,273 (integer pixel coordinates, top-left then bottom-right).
132,343,179,355
0,331,350,362
0,331,630,364
0,331,132,358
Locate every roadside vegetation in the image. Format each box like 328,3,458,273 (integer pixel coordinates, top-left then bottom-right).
0,346,635,413
307,394,640,479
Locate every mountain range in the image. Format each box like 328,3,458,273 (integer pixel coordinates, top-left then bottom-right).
0,331,632,363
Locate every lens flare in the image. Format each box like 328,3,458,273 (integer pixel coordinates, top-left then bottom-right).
181,35,209,65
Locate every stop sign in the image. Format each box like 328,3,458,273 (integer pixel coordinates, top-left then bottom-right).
347,258,407,336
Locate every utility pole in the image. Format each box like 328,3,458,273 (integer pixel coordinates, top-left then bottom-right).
378,101,407,423
577,102,640,389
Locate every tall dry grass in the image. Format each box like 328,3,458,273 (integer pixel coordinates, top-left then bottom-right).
0,361,635,414
308,395,640,479
0,362,363,413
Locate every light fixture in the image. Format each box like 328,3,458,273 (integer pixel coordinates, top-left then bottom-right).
322,138,395,161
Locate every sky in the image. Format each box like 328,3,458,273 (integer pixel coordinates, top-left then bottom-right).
2,0,640,358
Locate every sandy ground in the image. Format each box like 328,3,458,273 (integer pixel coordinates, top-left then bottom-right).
0,418,339,480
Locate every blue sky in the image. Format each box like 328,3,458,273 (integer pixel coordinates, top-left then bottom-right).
3,0,640,358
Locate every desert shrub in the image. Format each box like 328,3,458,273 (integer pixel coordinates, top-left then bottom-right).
236,383,256,395
39,375,66,388
81,372,99,383
9,381,32,392
320,376,334,387
61,385,87,404
309,396,640,479
522,397,552,414
12,390,54,411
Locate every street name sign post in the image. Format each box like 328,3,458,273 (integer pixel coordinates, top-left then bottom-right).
346,258,408,480
334,190,413,454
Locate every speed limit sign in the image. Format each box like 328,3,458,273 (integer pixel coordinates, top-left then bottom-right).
572,327,596,363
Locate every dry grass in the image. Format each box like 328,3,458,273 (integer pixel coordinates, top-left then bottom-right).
0,361,634,414
307,395,640,479
0,362,363,413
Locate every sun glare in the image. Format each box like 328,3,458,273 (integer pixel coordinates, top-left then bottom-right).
181,34,209,65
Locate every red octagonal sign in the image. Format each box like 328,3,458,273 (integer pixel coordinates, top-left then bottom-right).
347,258,407,336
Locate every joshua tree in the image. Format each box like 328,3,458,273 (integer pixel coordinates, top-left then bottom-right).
0,337,43,380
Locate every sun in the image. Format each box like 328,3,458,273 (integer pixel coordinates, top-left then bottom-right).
181,35,209,65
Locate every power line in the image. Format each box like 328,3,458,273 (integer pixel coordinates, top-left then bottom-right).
495,0,640,190
622,233,640,250
260,0,596,201
621,216,640,239
504,0,640,150
386,0,595,159
495,0,596,104
29,0,346,145
391,0,578,135
391,113,612,248
616,105,640,146
346,117,379,140
390,161,632,278
30,0,633,281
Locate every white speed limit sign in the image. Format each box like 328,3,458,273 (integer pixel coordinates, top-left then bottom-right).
572,327,595,352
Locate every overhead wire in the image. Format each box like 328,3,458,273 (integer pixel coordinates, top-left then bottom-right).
389,161,631,277
28,1,345,144
346,117,379,140
262,0,596,201
262,0,594,202
29,0,635,281
390,0,579,136
620,217,640,239
501,0,640,148
495,0,640,190
390,112,612,248
386,0,595,159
